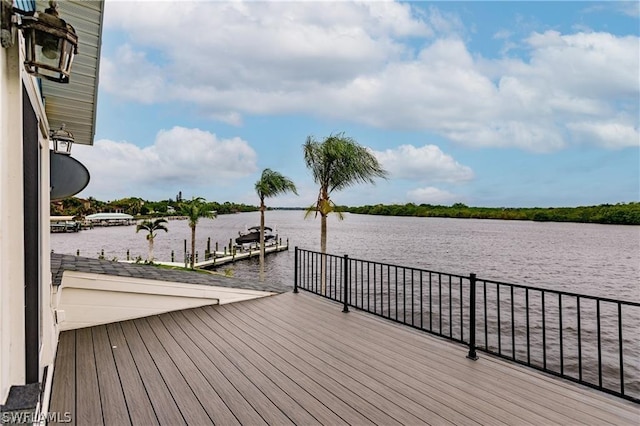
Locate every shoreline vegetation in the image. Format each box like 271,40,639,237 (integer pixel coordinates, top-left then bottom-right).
52,197,640,225
340,202,640,225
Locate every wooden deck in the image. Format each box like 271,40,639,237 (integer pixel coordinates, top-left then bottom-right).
49,291,639,425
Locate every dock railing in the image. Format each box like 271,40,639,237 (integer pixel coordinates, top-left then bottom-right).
293,247,640,403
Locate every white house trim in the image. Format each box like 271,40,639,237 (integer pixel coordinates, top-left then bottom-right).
54,271,276,331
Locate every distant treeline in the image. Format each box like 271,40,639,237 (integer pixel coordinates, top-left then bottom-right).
51,196,258,217
340,202,640,225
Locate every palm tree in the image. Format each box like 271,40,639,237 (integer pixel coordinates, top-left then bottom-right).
255,169,298,281
136,218,168,263
179,197,216,268
303,133,387,293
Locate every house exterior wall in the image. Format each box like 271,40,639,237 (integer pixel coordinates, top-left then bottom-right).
0,38,27,405
0,33,54,404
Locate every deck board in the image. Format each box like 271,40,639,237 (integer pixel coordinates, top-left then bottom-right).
157,312,268,426
132,318,213,425
105,323,159,426
215,303,432,425
190,307,321,425
188,307,342,425
262,294,575,424
49,291,640,425
169,308,295,425
74,328,103,425
286,292,639,424
48,331,75,426
225,300,480,425
144,315,240,425
92,325,131,426
199,305,394,425
232,297,525,425
118,321,186,426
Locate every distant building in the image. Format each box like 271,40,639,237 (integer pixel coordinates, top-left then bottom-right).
84,212,136,226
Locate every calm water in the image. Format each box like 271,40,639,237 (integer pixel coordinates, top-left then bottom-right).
51,211,640,397
52,211,639,300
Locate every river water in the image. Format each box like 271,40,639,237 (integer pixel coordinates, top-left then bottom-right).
51,211,640,398
51,211,639,300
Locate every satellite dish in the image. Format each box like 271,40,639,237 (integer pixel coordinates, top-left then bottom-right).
50,151,90,200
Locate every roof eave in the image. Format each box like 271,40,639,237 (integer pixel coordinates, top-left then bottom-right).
38,0,105,146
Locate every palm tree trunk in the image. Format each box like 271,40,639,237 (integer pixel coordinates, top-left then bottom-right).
191,225,196,269
320,212,327,295
148,237,154,263
259,199,265,282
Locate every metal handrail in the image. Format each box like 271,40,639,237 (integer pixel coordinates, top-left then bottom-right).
293,247,640,403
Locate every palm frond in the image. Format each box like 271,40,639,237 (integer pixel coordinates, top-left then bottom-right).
303,203,318,219
178,197,215,227
255,168,298,200
303,133,387,195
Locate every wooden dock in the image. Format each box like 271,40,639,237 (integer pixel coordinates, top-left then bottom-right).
155,243,288,269
49,291,640,425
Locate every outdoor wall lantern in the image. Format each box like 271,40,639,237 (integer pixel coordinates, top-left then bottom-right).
50,123,74,154
1,0,78,83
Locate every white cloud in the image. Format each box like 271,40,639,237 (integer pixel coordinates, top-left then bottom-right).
100,44,166,104
493,29,512,40
73,127,257,199
374,144,474,182
101,2,639,152
567,120,640,149
406,187,459,205
618,1,640,17
523,31,638,98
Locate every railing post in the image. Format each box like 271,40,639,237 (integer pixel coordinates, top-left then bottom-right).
467,273,478,360
293,246,299,293
343,254,349,313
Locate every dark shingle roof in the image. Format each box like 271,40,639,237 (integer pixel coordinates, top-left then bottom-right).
51,253,288,294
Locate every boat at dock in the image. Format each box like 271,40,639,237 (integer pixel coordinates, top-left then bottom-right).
50,216,81,233
235,226,276,245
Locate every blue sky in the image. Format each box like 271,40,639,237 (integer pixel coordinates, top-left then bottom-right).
72,0,639,208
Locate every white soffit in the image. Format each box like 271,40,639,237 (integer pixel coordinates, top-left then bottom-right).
38,0,104,146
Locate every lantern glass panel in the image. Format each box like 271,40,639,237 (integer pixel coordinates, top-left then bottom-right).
21,14,77,83
54,140,72,154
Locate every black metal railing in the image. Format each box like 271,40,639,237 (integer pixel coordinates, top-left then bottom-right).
293,247,640,403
